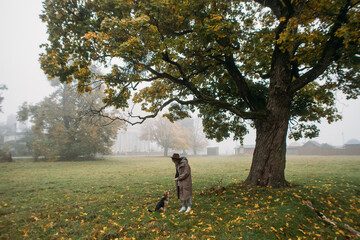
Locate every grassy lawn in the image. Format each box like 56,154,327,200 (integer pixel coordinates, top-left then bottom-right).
0,155,359,239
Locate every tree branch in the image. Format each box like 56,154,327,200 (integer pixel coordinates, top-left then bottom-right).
144,64,268,119
188,64,211,78
91,94,267,127
224,55,259,111
88,98,177,126
214,36,263,111
254,0,293,19
257,72,271,79
290,1,351,93
172,30,193,36
162,51,188,81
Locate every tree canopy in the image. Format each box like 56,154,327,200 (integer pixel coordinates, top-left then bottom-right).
40,0,359,186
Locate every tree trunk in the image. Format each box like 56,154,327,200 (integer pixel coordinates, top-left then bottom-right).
245,114,290,187
245,80,292,187
164,145,169,157
243,41,294,187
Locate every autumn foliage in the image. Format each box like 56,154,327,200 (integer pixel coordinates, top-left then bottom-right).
40,0,359,186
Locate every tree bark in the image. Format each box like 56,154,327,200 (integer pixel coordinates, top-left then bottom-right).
245,102,291,187
245,45,292,187
245,90,292,187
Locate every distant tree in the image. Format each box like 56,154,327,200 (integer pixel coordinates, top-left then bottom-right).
178,118,208,155
140,115,191,156
0,85,15,162
189,118,208,155
0,84,7,113
17,81,123,161
0,123,33,157
0,118,30,161
0,122,10,162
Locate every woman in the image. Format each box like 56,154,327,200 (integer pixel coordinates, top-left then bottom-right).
171,153,193,213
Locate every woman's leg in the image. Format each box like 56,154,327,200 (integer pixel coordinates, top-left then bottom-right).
178,200,186,212
186,198,192,212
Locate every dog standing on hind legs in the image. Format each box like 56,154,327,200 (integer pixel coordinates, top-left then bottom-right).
147,190,170,213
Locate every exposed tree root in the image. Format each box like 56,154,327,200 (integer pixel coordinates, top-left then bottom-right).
305,200,360,238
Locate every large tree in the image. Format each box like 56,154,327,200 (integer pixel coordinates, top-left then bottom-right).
40,0,359,186
18,81,122,161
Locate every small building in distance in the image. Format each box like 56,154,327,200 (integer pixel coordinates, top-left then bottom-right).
297,141,339,155
234,145,255,155
234,139,360,156
287,142,302,155
207,147,219,156
343,139,360,155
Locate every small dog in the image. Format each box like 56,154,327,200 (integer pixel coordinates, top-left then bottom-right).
147,190,170,213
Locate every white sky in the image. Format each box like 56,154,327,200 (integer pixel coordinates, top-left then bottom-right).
0,0,53,120
0,0,359,151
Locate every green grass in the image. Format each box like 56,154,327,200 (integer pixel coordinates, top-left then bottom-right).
0,156,359,239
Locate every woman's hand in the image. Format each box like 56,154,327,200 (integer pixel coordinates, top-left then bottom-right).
174,178,178,181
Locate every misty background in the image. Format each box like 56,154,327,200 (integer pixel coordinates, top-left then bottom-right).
1,0,359,155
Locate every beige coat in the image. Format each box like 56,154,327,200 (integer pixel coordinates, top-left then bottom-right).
175,158,192,200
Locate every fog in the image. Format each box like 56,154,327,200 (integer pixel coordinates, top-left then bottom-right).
1,0,359,155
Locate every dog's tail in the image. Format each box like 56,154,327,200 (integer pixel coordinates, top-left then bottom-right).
147,208,153,212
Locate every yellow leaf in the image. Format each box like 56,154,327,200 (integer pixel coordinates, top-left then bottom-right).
299,229,306,234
